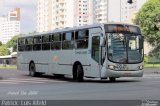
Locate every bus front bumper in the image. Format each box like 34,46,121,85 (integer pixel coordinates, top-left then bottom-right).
100,67,144,78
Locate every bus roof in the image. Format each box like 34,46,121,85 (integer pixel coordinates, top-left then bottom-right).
20,23,139,38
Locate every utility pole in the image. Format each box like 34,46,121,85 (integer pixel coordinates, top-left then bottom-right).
120,0,122,22
107,0,109,22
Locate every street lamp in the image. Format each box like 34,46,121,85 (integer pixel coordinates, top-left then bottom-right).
108,0,133,22
127,0,133,4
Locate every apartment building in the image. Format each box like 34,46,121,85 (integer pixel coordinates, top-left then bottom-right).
94,0,147,24
37,0,148,32
37,0,94,32
94,0,108,23
120,0,137,23
52,0,75,29
0,8,20,44
74,0,93,26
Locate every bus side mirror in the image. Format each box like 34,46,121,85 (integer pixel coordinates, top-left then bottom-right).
100,33,105,46
139,36,144,49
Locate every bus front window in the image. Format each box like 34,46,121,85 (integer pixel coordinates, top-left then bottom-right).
107,33,143,63
107,33,127,63
128,35,143,63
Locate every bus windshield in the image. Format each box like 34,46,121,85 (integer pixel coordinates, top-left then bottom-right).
107,33,143,63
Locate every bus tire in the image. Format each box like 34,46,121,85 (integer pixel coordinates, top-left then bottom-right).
76,64,84,82
29,62,36,77
109,77,116,82
29,62,42,77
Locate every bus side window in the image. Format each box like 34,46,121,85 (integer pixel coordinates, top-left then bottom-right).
62,32,74,49
18,38,25,52
25,37,33,51
42,34,51,50
75,29,89,49
33,36,42,51
51,33,61,50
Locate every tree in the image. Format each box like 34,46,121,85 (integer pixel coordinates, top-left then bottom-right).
0,46,10,56
0,41,2,46
6,35,18,52
134,0,160,56
5,33,35,52
29,31,37,34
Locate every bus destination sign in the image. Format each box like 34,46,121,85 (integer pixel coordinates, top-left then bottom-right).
105,24,141,34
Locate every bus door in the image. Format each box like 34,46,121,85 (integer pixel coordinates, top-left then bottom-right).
91,33,104,78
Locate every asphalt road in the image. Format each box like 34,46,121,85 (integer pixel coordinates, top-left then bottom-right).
0,68,160,100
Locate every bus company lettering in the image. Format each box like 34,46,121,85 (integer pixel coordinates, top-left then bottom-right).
75,51,87,54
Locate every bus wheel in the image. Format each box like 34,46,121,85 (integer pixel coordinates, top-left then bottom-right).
109,77,116,82
76,64,84,82
29,63,36,77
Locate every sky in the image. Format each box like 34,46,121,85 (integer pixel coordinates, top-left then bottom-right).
108,0,121,22
0,0,37,34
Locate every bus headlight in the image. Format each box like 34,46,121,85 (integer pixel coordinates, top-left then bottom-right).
139,65,144,70
108,65,116,70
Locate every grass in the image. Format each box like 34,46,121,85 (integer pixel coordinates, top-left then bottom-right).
0,64,17,69
144,64,160,68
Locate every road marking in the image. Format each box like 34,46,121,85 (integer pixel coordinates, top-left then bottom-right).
0,81,19,84
1,75,160,85
0,77,67,85
1,80,45,83
143,76,160,78
7,78,67,82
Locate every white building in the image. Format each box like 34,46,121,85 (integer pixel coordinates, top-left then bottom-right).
0,8,20,44
94,0,108,23
37,0,148,32
120,0,137,23
120,0,148,23
74,0,94,26
94,0,147,24
37,0,94,32
52,0,75,29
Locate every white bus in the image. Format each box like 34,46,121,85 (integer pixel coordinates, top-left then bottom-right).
17,23,144,82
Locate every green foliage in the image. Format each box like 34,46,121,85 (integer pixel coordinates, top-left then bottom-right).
144,55,148,64
6,35,18,52
134,0,160,56
28,31,36,34
0,46,10,56
0,41,2,46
